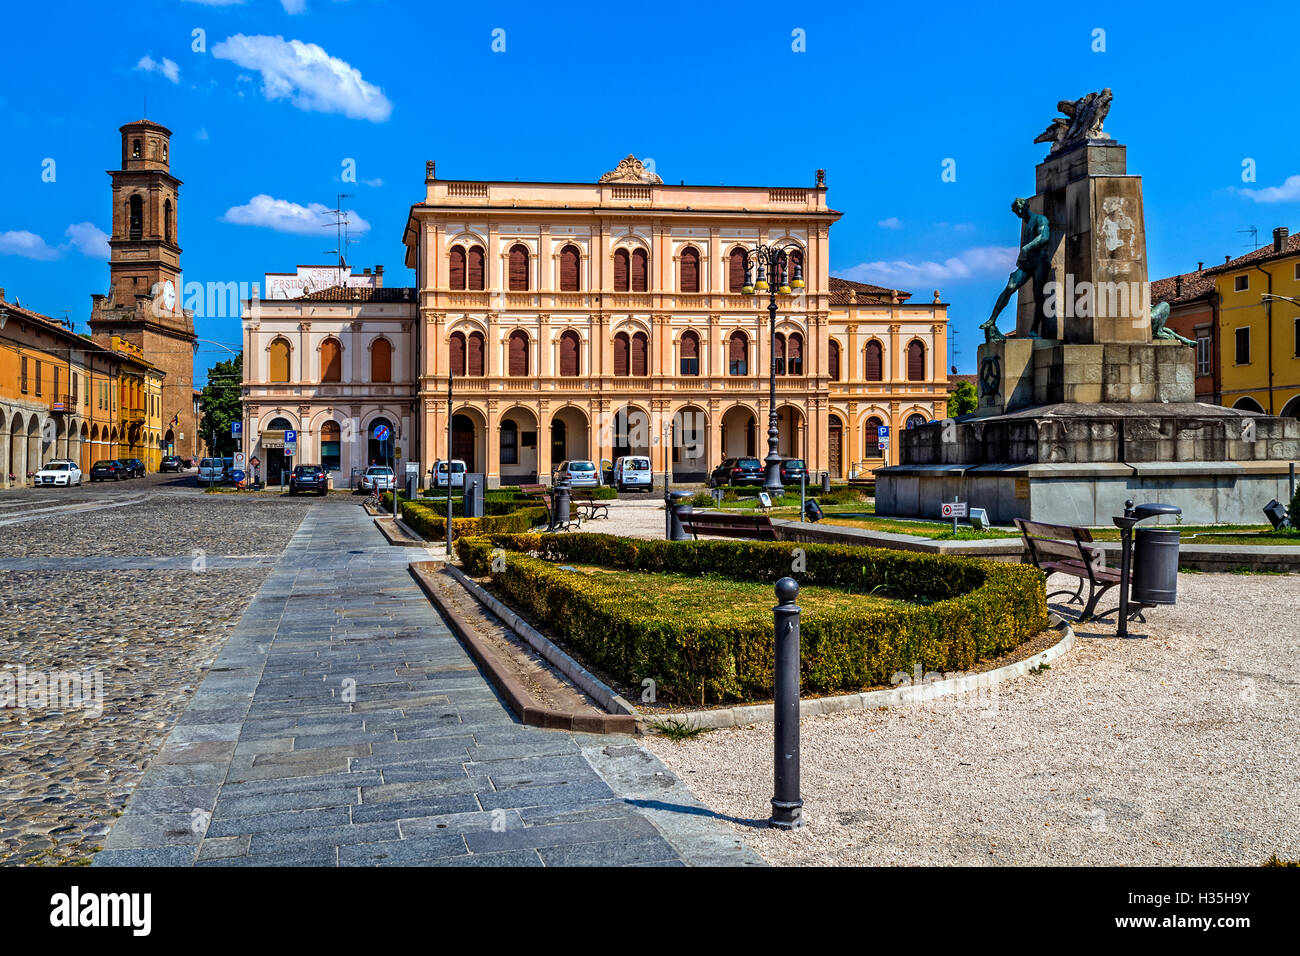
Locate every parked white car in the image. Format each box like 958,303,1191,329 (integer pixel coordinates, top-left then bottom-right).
553,460,600,488
358,466,396,493
196,457,228,484
34,461,82,486
431,459,467,489
612,455,652,492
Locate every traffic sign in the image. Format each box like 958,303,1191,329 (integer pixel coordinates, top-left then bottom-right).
231,469,246,483
373,425,390,442
941,501,968,518
284,430,297,444
231,422,242,437
877,425,890,438
250,456,261,468
233,452,246,470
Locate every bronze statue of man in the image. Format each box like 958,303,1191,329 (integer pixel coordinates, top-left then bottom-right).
980,198,1052,342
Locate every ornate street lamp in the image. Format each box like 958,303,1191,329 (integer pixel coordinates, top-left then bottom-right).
741,242,805,496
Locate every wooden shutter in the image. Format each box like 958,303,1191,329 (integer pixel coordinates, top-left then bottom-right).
788,249,803,283
613,333,630,376
631,249,648,292
728,248,746,291
907,340,925,381
449,246,466,290
560,245,580,292
729,332,746,372
631,332,648,376
508,332,528,376
449,332,466,376
269,338,290,382
774,333,785,373
371,338,392,383
559,331,579,377
865,340,883,381
467,332,485,376
788,333,803,374
680,247,699,293
680,330,699,375
321,338,342,382
509,245,529,291
467,246,485,290
828,339,840,381
614,249,629,292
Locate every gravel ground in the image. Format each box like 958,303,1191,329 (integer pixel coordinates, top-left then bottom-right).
0,484,319,865
645,571,1300,866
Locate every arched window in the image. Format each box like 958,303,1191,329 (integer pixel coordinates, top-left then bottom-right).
828,339,841,381
320,337,342,383
321,421,341,470
680,330,700,376
680,246,700,293
164,199,172,243
907,339,925,381
132,139,141,158
449,331,466,376
613,332,630,376
559,244,581,292
268,337,291,382
728,248,747,292
787,249,804,285
467,331,485,376
467,245,485,290
631,249,648,292
500,420,518,465
866,416,884,455
774,332,787,376
729,331,748,376
559,330,580,377
371,338,392,383
508,330,529,376
613,249,630,292
508,244,530,291
865,340,883,381
906,413,928,429
129,195,143,240
631,331,648,376
449,245,466,290
788,332,804,376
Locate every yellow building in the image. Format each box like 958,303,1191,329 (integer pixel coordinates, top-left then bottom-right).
1208,226,1300,420
108,336,167,470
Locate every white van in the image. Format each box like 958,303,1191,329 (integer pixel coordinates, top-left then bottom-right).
432,459,467,489
197,457,227,484
613,455,653,492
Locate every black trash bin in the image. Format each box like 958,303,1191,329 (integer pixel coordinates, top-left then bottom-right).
1132,527,1180,605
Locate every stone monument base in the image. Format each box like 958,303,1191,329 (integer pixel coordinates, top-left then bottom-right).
875,402,1299,525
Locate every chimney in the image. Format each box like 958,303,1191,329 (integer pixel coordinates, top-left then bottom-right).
374,265,384,288
0,287,5,302
1274,227,1290,253
1175,275,1183,297
1225,255,1231,263
1197,261,1203,271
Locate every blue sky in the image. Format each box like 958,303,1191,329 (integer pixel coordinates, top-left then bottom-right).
2,0,1298,380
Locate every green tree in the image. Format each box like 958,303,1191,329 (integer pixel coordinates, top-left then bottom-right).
198,352,243,457
947,381,978,418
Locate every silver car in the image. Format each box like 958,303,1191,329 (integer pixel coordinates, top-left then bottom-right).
554,460,600,488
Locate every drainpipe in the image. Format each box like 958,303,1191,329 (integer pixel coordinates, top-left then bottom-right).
1254,263,1276,414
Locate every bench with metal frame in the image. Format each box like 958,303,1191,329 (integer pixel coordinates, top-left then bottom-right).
1014,518,1122,621
539,494,581,532
679,510,778,541
569,489,611,521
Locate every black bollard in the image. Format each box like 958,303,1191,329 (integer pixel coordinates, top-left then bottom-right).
665,490,691,540
770,576,804,830
820,471,831,494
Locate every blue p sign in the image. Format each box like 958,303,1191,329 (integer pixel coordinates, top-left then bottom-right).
284,430,297,444
231,421,242,437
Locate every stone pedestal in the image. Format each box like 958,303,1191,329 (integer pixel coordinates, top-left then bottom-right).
1015,141,1150,343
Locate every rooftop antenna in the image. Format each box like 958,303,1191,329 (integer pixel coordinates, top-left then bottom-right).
323,193,356,286
56,309,73,332
1239,225,1259,251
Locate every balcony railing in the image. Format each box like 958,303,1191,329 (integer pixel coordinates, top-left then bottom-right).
50,394,74,413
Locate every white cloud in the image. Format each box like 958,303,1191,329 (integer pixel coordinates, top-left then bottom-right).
1238,175,1300,204
0,230,60,261
221,194,371,236
281,0,307,12
362,177,383,188
136,54,180,84
64,222,110,259
211,34,392,122
842,245,1017,286
182,0,247,5
195,127,210,141
877,217,902,230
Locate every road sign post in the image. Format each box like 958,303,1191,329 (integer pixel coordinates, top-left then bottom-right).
941,498,968,534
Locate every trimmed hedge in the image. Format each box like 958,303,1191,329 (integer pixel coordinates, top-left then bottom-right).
399,501,549,541
458,533,1048,704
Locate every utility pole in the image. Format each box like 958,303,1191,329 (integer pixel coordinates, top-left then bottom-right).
446,365,454,557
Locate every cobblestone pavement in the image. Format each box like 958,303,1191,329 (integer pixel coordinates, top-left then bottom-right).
91,505,760,867
0,480,317,865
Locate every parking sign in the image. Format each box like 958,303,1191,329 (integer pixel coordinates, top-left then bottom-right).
231,421,242,438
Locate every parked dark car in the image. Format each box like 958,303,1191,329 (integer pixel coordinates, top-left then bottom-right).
288,464,329,496
707,456,764,488
159,455,185,473
779,458,808,485
90,459,126,481
121,458,146,478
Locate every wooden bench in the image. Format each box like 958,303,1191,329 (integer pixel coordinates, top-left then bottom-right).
570,489,611,521
1014,518,1122,621
517,483,548,499
679,510,778,541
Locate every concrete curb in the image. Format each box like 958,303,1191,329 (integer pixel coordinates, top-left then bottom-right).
409,563,638,735
440,564,640,720
659,622,1076,731
373,515,423,547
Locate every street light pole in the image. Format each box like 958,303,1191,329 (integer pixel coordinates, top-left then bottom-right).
742,243,805,496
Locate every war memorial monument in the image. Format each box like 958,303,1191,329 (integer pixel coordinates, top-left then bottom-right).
875,90,1300,525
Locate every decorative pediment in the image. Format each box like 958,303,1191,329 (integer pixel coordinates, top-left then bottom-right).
598,155,663,185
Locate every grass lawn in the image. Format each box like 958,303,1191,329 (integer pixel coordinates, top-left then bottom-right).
1086,524,1300,545
559,563,906,623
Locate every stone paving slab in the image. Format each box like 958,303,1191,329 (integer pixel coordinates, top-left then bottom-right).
94,504,762,867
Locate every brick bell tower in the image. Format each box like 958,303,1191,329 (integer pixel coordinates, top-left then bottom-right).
89,119,198,458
